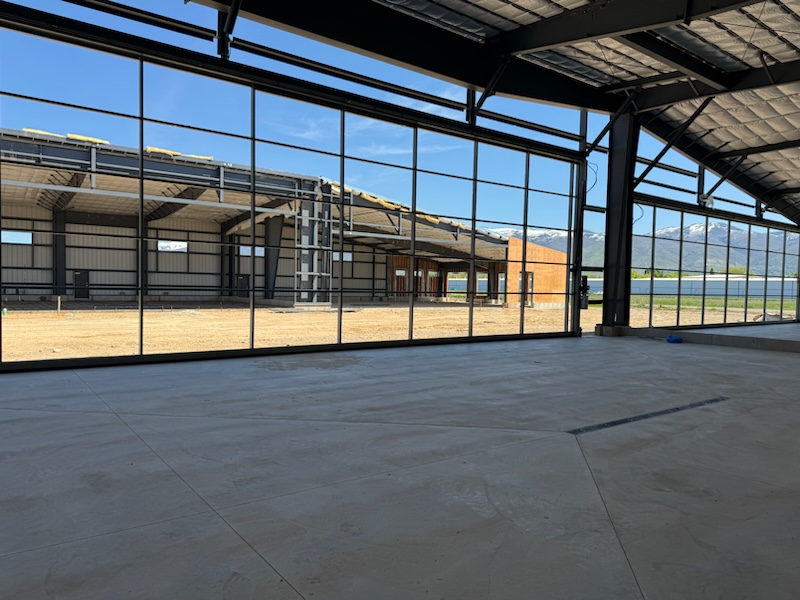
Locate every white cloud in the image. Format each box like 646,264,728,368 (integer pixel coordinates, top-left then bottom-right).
387,84,466,119
265,115,337,142
354,143,413,157
417,143,466,154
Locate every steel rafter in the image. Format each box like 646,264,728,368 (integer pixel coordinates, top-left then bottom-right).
618,32,732,91
489,0,762,55
714,138,800,159
633,56,800,111
145,186,207,221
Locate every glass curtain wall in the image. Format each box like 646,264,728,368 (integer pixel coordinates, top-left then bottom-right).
629,203,800,328
0,28,581,365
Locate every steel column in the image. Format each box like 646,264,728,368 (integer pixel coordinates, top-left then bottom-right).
53,210,67,296
602,111,640,327
264,216,284,300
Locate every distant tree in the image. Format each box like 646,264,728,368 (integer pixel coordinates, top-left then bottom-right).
709,267,715,274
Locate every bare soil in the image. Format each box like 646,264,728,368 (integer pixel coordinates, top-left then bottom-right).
1,304,715,362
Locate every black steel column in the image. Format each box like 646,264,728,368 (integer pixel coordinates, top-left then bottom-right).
140,222,149,297
53,211,67,295
264,216,284,299
602,111,640,327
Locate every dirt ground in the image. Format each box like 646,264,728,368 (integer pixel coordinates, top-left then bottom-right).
0,304,720,362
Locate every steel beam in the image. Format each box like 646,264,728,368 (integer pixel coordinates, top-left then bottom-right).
490,0,761,55
618,32,731,91
188,0,617,112
602,112,640,327
37,172,86,211
586,91,640,154
633,97,713,188
145,186,207,221
705,156,747,197
63,0,215,41
713,138,800,159
634,56,800,111
601,72,690,93
767,186,800,199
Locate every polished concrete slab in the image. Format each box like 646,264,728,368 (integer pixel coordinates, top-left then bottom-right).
2,336,799,598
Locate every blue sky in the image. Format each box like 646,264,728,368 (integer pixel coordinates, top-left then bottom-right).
0,0,775,231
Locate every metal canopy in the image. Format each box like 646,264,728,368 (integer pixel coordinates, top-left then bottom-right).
190,0,800,224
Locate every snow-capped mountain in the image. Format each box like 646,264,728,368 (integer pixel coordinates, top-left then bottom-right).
489,223,800,275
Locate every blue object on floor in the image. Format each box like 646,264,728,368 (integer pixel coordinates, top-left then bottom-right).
666,335,683,343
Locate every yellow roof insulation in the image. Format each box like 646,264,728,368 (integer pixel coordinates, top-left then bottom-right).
67,133,109,145
23,128,65,138
329,183,443,226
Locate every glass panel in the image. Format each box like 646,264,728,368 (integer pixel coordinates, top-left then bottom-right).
528,155,573,196
528,191,571,233
632,203,653,235
0,96,139,148
144,234,252,354
476,182,524,225
341,246,409,343
143,122,250,170
412,287,471,340
522,243,570,335
257,142,339,181
477,143,525,187
582,211,606,270
651,270,679,327
144,64,250,136
344,159,413,206
2,231,139,362
256,92,341,154
631,235,653,271
0,29,139,115
1,68,141,362
417,130,473,178
345,114,413,168
415,172,473,221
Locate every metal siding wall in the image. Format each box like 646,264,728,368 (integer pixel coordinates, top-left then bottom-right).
2,205,54,298
63,224,137,296
1,244,34,268
341,243,387,293
1,205,53,221
188,251,219,275
149,219,222,298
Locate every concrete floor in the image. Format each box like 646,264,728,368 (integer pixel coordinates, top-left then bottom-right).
2,336,800,599
637,322,800,354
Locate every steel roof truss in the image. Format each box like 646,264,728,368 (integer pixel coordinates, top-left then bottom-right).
490,0,763,56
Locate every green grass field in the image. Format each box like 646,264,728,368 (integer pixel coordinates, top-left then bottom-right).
630,294,797,312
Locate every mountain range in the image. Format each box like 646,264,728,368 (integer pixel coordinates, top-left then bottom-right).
490,223,800,276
